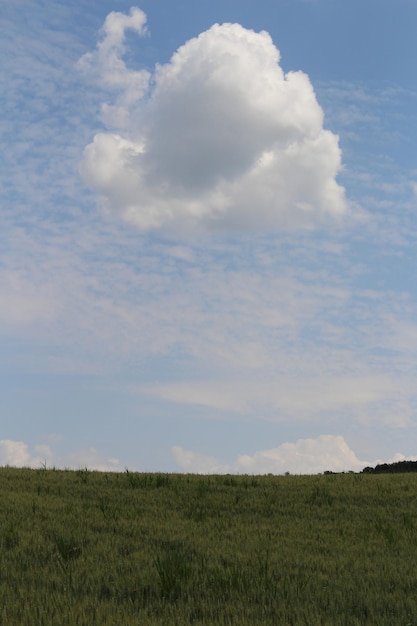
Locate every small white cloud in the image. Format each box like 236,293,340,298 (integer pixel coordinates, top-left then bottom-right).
0,440,30,467
0,439,122,472
0,439,53,468
66,447,123,472
388,452,417,464
80,10,346,232
172,446,231,474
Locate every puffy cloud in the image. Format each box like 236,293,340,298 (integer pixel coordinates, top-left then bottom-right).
234,435,366,474
0,440,53,468
66,447,123,472
80,9,346,232
171,446,230,474
172,435,370,475
0,439,122,472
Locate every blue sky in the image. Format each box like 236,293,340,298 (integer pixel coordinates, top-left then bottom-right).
1,0,417,473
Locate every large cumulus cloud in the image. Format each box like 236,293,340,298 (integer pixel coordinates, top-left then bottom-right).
80,8,346,231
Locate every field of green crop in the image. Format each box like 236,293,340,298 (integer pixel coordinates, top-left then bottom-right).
1,467,417,625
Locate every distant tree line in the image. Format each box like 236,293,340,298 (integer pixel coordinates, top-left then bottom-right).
361,460,417,474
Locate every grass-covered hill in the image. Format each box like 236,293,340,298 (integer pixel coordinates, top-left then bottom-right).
1,466,417,625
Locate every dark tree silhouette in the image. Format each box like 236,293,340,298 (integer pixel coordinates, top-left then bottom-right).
362,460,417,474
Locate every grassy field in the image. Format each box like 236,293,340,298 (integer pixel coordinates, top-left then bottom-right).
1,467,417,625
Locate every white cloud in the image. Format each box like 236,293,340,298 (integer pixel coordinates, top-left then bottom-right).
66,447,123,472
172,446,230,474
80,10,346,232
234,435,367,474
0,440,53,468
173,435,381,475
0,439,123,472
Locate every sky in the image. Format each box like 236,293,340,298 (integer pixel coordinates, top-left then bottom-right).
1,0,417,474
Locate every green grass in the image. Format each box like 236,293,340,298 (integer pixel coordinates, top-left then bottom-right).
1,467,417,625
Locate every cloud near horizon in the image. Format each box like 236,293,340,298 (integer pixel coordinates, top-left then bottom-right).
172,435,417,475
2,436,416,475
80,8,346,232
0,439,123,472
